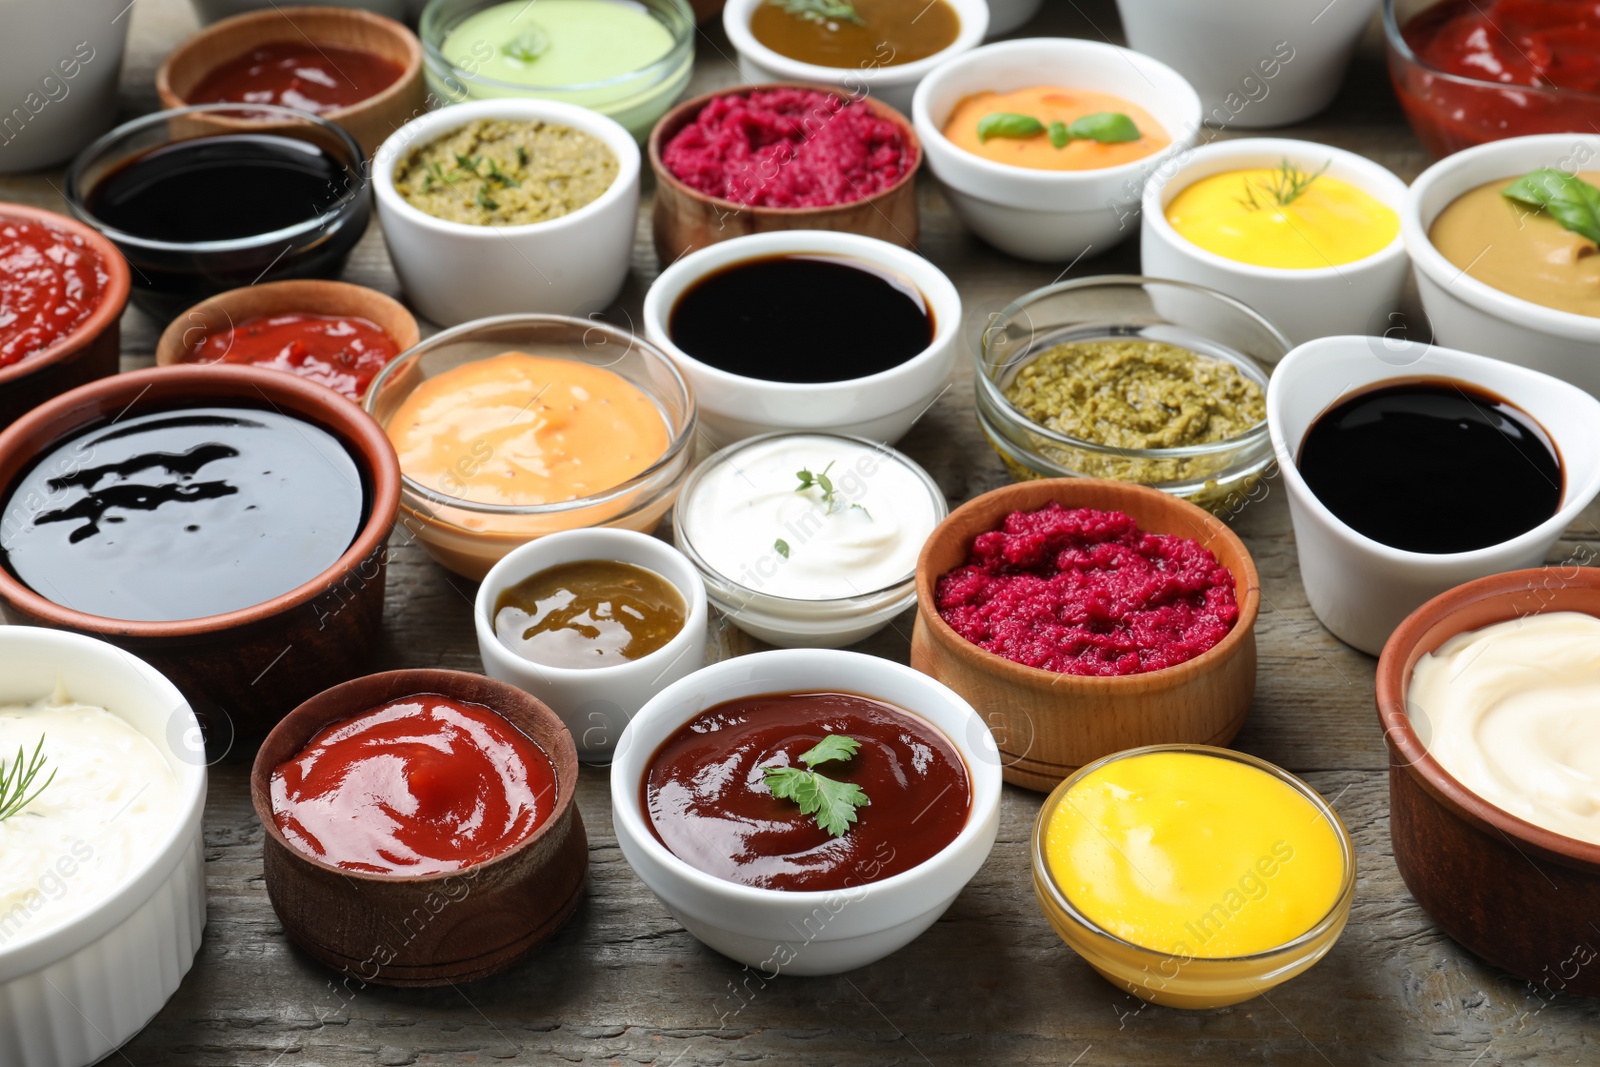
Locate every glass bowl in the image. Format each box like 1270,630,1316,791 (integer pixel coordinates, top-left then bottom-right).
63,103,369,321
420,0,695,141
1384,0,1600,158
363,314,697,580
1031,744,1356,1009
975,276,1288,517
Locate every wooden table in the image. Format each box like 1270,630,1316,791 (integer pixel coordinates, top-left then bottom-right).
5,0,1598,1063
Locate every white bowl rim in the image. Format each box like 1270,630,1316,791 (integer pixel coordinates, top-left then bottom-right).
722,0,990,87
611,647,1001,906
1402,132,1600,342
641,229,962,398
1142,136,1411,282
372,97,642,239
1266,335,1600,565
910,36,1203,190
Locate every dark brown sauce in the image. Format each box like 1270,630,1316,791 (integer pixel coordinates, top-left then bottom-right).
493,560,686,669
748,0,962,69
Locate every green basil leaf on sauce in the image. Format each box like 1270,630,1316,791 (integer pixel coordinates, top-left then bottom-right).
978,112,1046,143
1502,168,1600,246
1048,121,1070,149
502,26,550,64
1065,112,1141,145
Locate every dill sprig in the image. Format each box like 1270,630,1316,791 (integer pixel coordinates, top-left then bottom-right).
1237,158,1330,212
0,735,55,822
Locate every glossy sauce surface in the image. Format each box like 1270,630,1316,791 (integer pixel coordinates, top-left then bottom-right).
493,559,686,669
942,87,1169,171
187,42,405,114
749,0,961,69
0,406,364,622
0,216,111,367
271,694,558,875
643,691,970,891
183,312,400,401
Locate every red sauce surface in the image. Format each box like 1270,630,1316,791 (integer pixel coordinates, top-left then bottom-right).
643,692,970,892
183,311,399,400
661,87,914,208
188,41,404,115
271,694,558,876
0,216,110,368
935,504,1239,677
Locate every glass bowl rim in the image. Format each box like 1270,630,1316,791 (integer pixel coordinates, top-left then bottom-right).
1381,0,1600,105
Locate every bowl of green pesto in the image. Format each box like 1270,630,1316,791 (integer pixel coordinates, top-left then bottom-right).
975,276,1290,517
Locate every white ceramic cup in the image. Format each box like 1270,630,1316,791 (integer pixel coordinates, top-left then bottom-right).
1267,336,1600,656
373,98,641,327
475,528,709,761
1141,137,1411,345
1403,133,1600,399
641,229,962,446
0,0,129,173
911,37,1201,262
610,648,1002,975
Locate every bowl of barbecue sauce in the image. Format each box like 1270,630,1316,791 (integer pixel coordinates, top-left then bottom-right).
64,103,370,320
1267,335,1600,655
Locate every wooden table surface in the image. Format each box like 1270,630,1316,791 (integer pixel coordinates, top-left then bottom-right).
5,0,1598,1063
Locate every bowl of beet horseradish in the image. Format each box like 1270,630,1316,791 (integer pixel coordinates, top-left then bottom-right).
610,648,1002,976
252,668,587,985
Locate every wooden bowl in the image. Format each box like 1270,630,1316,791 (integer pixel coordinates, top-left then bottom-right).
154,279,420,402
0,203,129,427
1376,568,1600,996
251,669,588,986
0,364,400,739
156,5,425,155
647,82,922,264
910,479,1260,792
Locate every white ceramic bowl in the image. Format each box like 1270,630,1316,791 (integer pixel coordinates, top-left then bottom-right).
0,0,129,173
0,627,206,1067
475,528,709,761
610,648,1002,975
986,0,1042,36
1403,133,1600,399
641,230,962,446
1141,138,1411,345
722,0,988,116
1115,0,1377,129
1267,336,1600,656
372,99,641,327
911,37,1201,262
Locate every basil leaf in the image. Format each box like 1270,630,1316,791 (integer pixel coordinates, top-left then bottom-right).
1065,112,1141,144
978,112,1046,143
1048,121,1070,149
1502,168,1600,245
503,26,549,63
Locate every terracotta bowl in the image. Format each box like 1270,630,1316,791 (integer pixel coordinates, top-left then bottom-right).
155,5,425,155
1376,568,1600,997
0,364,400,739
0,203,130,428
647,82,922,264
252,669,588,985
910,478,1260,792
154,279,421,402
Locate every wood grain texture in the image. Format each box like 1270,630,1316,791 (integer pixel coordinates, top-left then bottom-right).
2,0,1599,1063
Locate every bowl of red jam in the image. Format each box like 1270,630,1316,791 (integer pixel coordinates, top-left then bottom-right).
1385,0,1600,157
252,668,587,985
610,648,1002,976
0,203,130,428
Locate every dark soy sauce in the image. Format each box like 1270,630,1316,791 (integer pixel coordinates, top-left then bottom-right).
668,254,933,384
0,406,366,622
1297,379,1562,554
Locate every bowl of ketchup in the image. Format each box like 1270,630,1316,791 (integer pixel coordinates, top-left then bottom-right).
1385,0,1600,157
251,668,588,986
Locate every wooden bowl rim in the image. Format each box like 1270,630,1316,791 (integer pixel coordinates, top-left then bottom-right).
0,202,131,389
0,364,400,638
249,668,582,886
646,80,923,217
912,478,1261,691
1375,565,1600,870
155,4,423,124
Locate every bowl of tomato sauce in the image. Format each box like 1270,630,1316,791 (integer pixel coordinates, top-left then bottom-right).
0,203,130,427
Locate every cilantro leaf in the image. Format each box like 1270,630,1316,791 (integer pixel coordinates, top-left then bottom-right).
761,732,870,838
799,733,860,767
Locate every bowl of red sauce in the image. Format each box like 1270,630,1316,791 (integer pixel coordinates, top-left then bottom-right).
251,668,587,985
647,83,922,264
156,4,425,154
154,279,419,403
1385,0,1600,157
0,203,130,428
610,648,1002,976
911,478,1260,792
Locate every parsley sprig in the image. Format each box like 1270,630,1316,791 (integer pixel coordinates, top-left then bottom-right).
770,0,865,26
0,735,55,822
795,461,870,519
763,733,870,838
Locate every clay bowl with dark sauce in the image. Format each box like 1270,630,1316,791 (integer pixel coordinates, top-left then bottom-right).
252,669,588,985
0,364,399,739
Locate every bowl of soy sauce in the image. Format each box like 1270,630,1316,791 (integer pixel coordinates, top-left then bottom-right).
65,103,370,320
